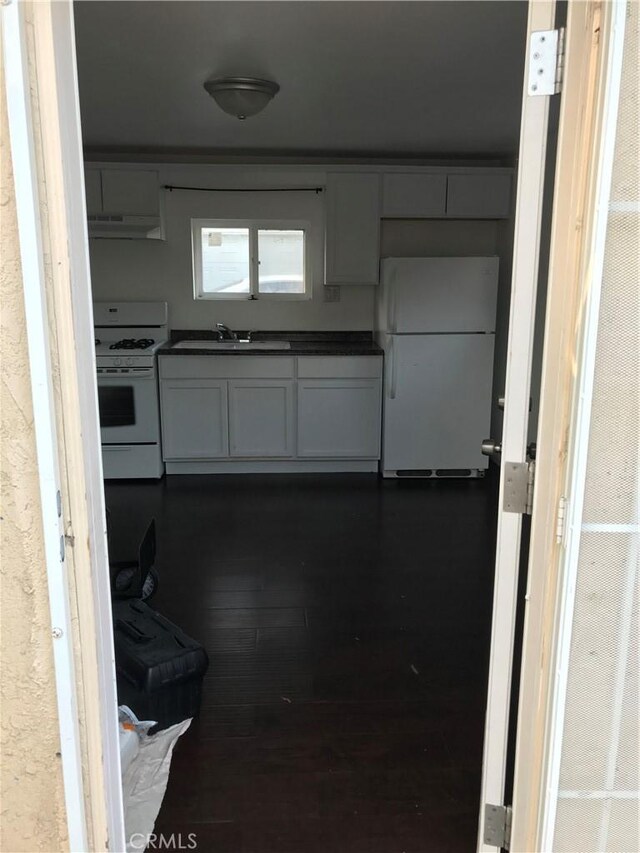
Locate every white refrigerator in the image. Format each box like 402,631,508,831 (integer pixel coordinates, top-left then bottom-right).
378,257,499,477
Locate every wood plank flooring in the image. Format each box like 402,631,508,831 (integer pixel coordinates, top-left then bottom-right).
106,473,498,852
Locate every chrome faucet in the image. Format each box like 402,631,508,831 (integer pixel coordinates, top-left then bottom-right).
215,323,238,341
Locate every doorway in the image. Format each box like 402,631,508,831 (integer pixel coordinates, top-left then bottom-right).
78,0,539,849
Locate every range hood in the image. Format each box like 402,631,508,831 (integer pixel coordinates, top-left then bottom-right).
88,214,164,240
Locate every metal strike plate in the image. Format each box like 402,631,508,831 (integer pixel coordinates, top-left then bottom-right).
528,29,562,96
503,461,530,514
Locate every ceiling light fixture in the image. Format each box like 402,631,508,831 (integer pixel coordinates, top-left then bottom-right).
203,77,280,120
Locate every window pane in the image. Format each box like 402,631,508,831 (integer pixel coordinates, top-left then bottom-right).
200,227,250,294
258,230,305,293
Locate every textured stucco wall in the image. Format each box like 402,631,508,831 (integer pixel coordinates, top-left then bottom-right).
0,51,69,853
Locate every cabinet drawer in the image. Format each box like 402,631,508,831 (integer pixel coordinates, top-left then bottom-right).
159,355,295,380
297,356,383,379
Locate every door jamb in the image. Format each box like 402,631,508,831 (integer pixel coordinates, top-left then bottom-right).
2,5,88,849
510,1,629,848
477,2,557,848
3,1,126,849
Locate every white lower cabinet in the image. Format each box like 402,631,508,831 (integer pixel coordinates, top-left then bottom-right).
298,379,381,457
159,354,383,471
228,380,295,457
161,379,229,459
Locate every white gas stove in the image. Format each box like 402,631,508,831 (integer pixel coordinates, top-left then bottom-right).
95,337,167,368
94,302,168,479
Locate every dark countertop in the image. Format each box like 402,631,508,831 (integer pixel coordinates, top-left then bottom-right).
158,331,384,357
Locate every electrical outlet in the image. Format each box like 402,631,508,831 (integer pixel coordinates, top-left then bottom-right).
324,285,341,303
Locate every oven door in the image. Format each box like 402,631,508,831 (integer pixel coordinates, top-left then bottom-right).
97,369,160,445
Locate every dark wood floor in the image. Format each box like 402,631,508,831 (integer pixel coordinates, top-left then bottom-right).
106,473,498,853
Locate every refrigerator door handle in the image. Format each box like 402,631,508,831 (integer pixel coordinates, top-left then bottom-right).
388,266,398,332
388,337,398,400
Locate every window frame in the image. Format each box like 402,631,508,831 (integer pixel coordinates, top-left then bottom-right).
191,217,311,301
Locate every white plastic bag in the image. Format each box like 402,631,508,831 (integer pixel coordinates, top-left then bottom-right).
118,707,191,852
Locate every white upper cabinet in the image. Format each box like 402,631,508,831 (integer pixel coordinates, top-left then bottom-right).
445,173,512,219
84,167,164,237
380,171,512,219
100,169,160,216
84,168,103,216
325,173,381,285
381,174,447,218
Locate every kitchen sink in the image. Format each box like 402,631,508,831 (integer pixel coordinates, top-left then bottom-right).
172,340,291,351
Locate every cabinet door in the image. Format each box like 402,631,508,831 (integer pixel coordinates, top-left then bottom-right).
381,173,447,218
161,380,228,459
228,380,295,457
298,379,381,458
446,173,512,219
84,168,103,215
101,169,160,216
325,173,380,285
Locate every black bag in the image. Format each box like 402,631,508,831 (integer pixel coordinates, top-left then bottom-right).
112,599,208,731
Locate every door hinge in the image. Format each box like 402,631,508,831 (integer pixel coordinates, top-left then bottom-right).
556,495,568,545
528,28,565,96
526,459,535,515
484,803,513,850
503,459,535,515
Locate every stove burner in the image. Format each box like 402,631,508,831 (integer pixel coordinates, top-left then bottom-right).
109,338,155,351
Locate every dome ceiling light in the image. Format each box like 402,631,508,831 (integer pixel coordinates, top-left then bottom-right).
203,77,280,120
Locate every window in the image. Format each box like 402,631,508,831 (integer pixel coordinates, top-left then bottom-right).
192,219,309,300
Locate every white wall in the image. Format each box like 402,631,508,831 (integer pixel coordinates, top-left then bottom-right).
88,164,376,331
88,164,516,353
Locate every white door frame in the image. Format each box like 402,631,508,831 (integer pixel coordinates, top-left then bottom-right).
509,0,608,844
2,5,88,848
514,1,629,848
2,1,125,850
477,1,558,849
480,1,631,849
46,4,127,848
541,2,628,840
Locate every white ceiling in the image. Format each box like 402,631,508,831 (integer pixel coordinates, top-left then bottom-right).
74,1,528,158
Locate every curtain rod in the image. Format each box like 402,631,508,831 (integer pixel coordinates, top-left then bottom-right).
163,184,324,194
